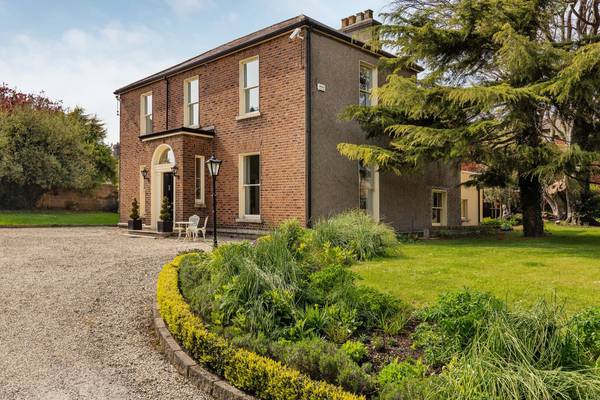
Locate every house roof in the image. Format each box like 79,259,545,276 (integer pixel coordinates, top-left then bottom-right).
114,15,404,95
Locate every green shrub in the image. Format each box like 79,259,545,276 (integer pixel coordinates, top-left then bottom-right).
570,307,600,362
377,358,427,387
273,337,375,395
481,217,502,228
412,290,506,366
313,210,398,260
341,340,368,364
129,198,140,220
159,196,171,221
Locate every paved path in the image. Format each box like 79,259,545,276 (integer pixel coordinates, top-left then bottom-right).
0,227,214,400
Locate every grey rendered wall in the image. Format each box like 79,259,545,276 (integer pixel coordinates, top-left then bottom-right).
309,31,461,231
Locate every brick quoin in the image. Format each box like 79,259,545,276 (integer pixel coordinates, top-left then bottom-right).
118,34,306,232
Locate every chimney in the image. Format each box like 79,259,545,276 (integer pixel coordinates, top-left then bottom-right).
339,9,381,43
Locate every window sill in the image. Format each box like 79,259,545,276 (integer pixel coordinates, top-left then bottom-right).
194,202,206,208
235,111,261,121
236,216,262,224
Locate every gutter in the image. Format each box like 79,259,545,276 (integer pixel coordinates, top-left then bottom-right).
305,27,312,227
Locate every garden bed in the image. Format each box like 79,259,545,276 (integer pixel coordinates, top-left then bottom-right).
159,211,600,400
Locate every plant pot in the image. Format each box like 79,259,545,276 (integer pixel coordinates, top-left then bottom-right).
157,220,173,233
128,219,142,230
497,230,505,240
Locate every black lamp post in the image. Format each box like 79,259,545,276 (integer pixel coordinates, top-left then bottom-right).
206,155,222,248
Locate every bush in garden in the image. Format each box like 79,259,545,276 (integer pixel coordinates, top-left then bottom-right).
412,290,506,366
377,358,427,387
480,217,502,228
272,337,375,395
570,307,600,363
313,210,398,260
341,340,368,364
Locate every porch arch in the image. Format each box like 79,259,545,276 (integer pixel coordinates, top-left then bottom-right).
151,144,176,230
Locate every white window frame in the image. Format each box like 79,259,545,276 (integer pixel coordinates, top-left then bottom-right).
195,155,205,206
140,91,153,135
432,189,448,226
238,56,260,119
238,152,261,222
359,61,378,106
184,76,200,128
358,162,380,222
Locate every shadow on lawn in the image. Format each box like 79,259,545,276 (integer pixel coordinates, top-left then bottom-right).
419,226,600,260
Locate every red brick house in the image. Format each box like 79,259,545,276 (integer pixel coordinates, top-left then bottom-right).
115,11,461,235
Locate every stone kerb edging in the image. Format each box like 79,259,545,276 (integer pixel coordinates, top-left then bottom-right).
152,301,255,400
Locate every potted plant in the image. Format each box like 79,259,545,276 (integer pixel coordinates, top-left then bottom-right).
157,196,173,233
128,198,142,230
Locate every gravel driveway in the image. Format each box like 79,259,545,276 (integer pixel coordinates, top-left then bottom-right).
0,227,214,400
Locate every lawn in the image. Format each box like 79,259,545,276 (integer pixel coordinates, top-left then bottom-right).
0,210,119,226
354,225,600,313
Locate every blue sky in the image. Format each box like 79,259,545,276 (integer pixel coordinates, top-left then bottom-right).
0,0,389,143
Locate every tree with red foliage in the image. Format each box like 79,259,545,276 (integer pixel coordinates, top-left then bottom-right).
0,83,64,113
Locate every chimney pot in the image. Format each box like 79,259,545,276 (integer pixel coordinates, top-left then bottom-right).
356,12,364,21
364,9,373,19
341,17,349,28
348,15,356,24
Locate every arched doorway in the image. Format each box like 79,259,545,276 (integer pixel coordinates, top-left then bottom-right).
151,145,176,230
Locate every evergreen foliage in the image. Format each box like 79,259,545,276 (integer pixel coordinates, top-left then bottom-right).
129,198,140,220
338,0,600,236
159,196,171,221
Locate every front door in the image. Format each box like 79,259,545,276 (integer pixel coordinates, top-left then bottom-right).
163,172,174,220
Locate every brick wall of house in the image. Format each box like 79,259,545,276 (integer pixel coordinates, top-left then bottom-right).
118,33,307,231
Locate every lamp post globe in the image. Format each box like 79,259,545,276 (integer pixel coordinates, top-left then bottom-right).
206,155,222,248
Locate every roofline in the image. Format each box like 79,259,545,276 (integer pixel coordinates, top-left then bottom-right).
114,15,405,95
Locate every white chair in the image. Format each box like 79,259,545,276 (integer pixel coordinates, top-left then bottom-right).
186,215,208,241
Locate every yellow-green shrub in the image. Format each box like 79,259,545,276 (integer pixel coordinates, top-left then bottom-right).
157,254,364,400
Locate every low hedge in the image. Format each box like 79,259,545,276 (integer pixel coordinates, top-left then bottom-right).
157,254,364,400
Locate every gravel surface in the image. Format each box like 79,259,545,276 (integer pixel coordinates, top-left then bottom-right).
0,227,215,400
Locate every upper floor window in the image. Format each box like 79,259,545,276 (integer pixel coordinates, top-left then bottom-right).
359,63,377,106
240,57,259,115
184,77,199,127
141,92,153,134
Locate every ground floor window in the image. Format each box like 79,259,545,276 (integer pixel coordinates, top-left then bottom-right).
432,189,447,226
240,153,260,218
461,199,469,220
359,161,379,221
195,155,205,206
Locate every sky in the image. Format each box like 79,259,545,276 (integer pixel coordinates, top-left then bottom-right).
0,0,390,144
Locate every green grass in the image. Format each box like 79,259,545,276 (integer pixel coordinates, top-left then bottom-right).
353,225,600,313
0,210,119,226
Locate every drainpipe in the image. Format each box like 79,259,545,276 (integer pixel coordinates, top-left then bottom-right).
305,27,312,227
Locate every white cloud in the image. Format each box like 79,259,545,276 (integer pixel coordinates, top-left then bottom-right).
165,0,212,16
0,22,177,144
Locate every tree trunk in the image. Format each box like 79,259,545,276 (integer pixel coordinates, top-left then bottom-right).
519,175,545,237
